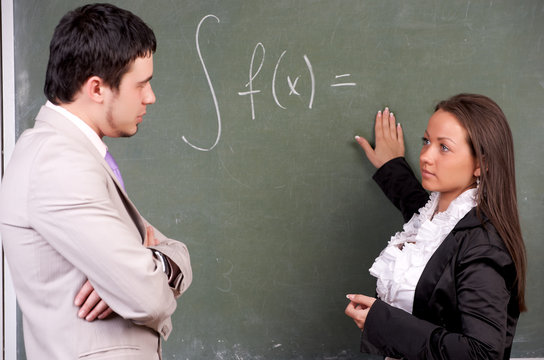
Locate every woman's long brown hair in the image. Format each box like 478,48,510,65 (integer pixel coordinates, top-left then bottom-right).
435,93,527,312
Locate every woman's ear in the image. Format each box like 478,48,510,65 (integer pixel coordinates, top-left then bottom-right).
473,156,483,178
474,153,486,178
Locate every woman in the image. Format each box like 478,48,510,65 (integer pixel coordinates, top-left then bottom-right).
345,94,526,359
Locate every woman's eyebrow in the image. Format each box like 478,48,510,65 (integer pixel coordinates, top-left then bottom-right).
424,130,456,144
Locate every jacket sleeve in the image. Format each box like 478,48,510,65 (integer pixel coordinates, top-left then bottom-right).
361,235,515,360
372,157,429,222
147,223,192,298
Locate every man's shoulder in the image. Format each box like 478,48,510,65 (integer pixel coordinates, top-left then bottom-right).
11,124,85,171
2,116,104,204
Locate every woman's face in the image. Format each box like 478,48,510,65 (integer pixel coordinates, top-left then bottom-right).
419,109,480,210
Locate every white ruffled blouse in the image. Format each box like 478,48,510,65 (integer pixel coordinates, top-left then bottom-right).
369,188,477,314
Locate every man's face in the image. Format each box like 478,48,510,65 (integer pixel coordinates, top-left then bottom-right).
103,55,156,138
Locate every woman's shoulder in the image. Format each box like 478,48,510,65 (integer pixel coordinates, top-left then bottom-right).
452,208,515,277
453,209,505,247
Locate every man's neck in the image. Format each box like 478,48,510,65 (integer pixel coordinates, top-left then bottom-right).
59,101,103,138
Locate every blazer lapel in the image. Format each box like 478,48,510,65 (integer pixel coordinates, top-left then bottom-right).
412,208,482,317
34,106,146,241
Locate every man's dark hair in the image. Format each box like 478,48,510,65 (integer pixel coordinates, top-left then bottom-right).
44,3,156,104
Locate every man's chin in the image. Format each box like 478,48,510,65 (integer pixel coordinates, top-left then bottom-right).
120,131,137,138
118,126,139,138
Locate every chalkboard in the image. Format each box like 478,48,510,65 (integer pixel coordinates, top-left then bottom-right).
10,0,544,358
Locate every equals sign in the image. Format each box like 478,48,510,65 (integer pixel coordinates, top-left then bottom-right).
331,74,356,87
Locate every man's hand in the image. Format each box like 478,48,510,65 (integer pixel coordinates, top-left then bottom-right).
74,280,114,321
345,294,377,331
74,226,161,322
356,107,405,168
144,225,159,247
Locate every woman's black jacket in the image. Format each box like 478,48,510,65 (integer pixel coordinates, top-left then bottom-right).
360,157,520,360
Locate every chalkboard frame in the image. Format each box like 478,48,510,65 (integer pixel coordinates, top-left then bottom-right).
2,0,544,358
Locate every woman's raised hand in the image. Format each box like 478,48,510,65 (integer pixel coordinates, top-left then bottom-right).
356,107,405,169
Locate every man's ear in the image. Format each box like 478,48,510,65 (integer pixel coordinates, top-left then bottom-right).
83,76,107,104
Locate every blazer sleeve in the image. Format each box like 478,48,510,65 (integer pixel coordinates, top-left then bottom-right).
27,135,181,339
147,223,193,298
372,157,429,222
361,235,515,360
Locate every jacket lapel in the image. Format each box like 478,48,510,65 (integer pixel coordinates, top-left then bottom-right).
34,106,146,241
412,208,484,317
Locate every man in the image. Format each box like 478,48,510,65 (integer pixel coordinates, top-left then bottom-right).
0,4,192,359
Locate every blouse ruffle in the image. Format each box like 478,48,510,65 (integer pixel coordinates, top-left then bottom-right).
369,189,477,313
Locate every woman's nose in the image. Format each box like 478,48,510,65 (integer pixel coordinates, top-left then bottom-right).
420,145,433,164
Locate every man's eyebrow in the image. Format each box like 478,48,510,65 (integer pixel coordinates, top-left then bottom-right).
138,75,153,84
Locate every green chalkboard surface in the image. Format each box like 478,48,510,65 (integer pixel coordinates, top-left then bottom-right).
12,0,544,358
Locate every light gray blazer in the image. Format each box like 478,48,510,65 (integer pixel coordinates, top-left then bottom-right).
0,106,192,360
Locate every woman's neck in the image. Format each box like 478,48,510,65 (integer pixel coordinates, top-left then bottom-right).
437,185,477,213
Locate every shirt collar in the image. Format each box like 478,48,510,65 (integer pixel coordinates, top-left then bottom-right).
45,101,108,157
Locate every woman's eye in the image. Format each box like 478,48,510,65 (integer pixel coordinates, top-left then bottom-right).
422,137,430,145
441,144,450,152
